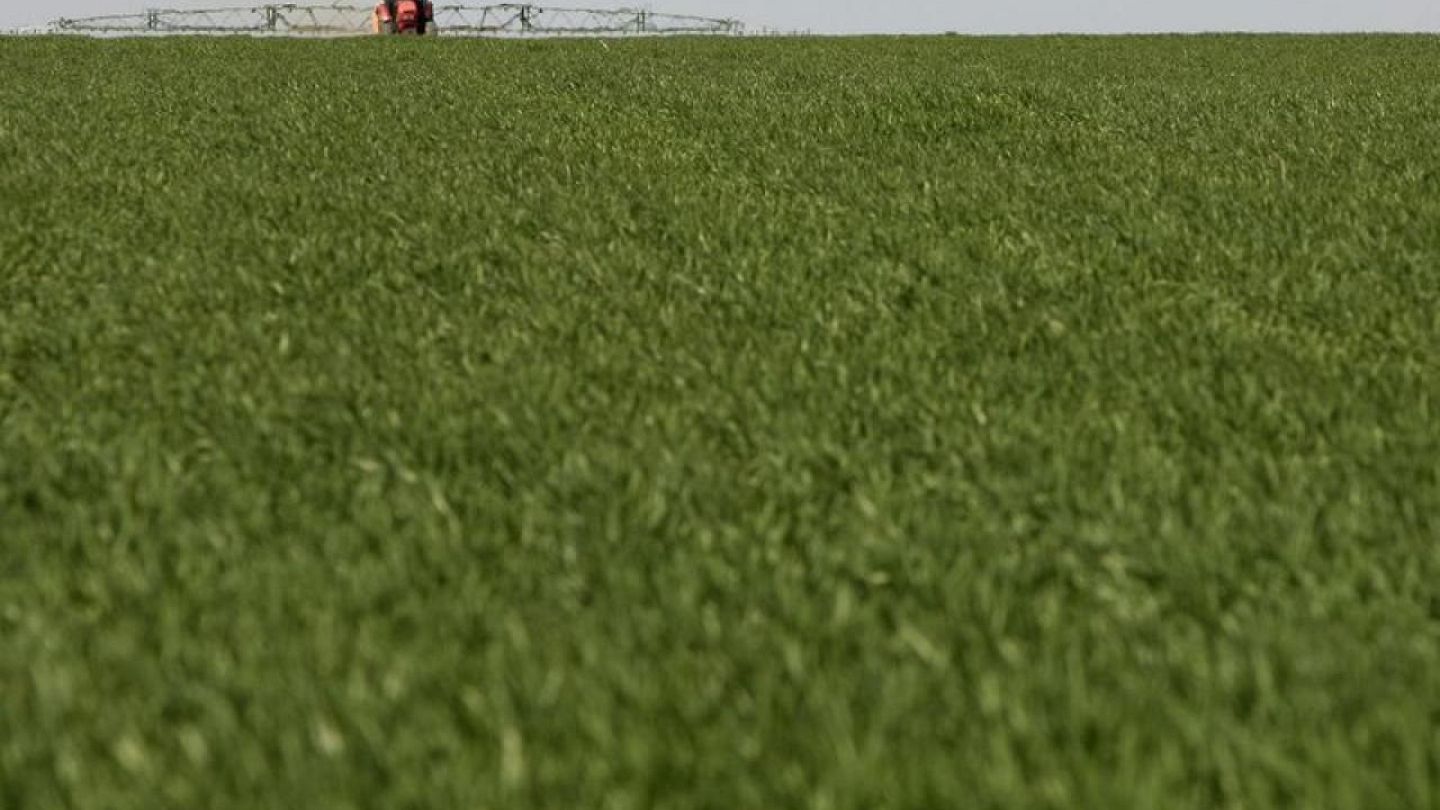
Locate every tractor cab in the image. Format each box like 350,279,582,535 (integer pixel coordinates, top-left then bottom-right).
373,0,434,34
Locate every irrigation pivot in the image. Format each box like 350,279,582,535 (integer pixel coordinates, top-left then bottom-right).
50,4,744,37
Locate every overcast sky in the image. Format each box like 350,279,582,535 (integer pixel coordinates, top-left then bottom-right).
10,0,1440,33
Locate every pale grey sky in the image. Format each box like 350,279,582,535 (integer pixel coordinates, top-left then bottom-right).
10,0,1440,33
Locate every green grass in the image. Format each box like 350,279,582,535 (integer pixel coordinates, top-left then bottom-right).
2,33,1438,809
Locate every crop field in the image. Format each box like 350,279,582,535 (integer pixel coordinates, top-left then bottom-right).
2,33,1439,809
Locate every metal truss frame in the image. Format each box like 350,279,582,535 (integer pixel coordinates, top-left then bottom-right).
49,4,744,37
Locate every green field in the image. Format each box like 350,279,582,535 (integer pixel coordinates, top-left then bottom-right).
2,34,1438,808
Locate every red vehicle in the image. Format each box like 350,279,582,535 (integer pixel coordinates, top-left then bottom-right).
373,0,435,34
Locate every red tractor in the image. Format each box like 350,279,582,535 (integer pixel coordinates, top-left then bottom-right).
372,0,435,34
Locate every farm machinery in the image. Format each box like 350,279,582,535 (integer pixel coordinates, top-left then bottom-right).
47,4,744,38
